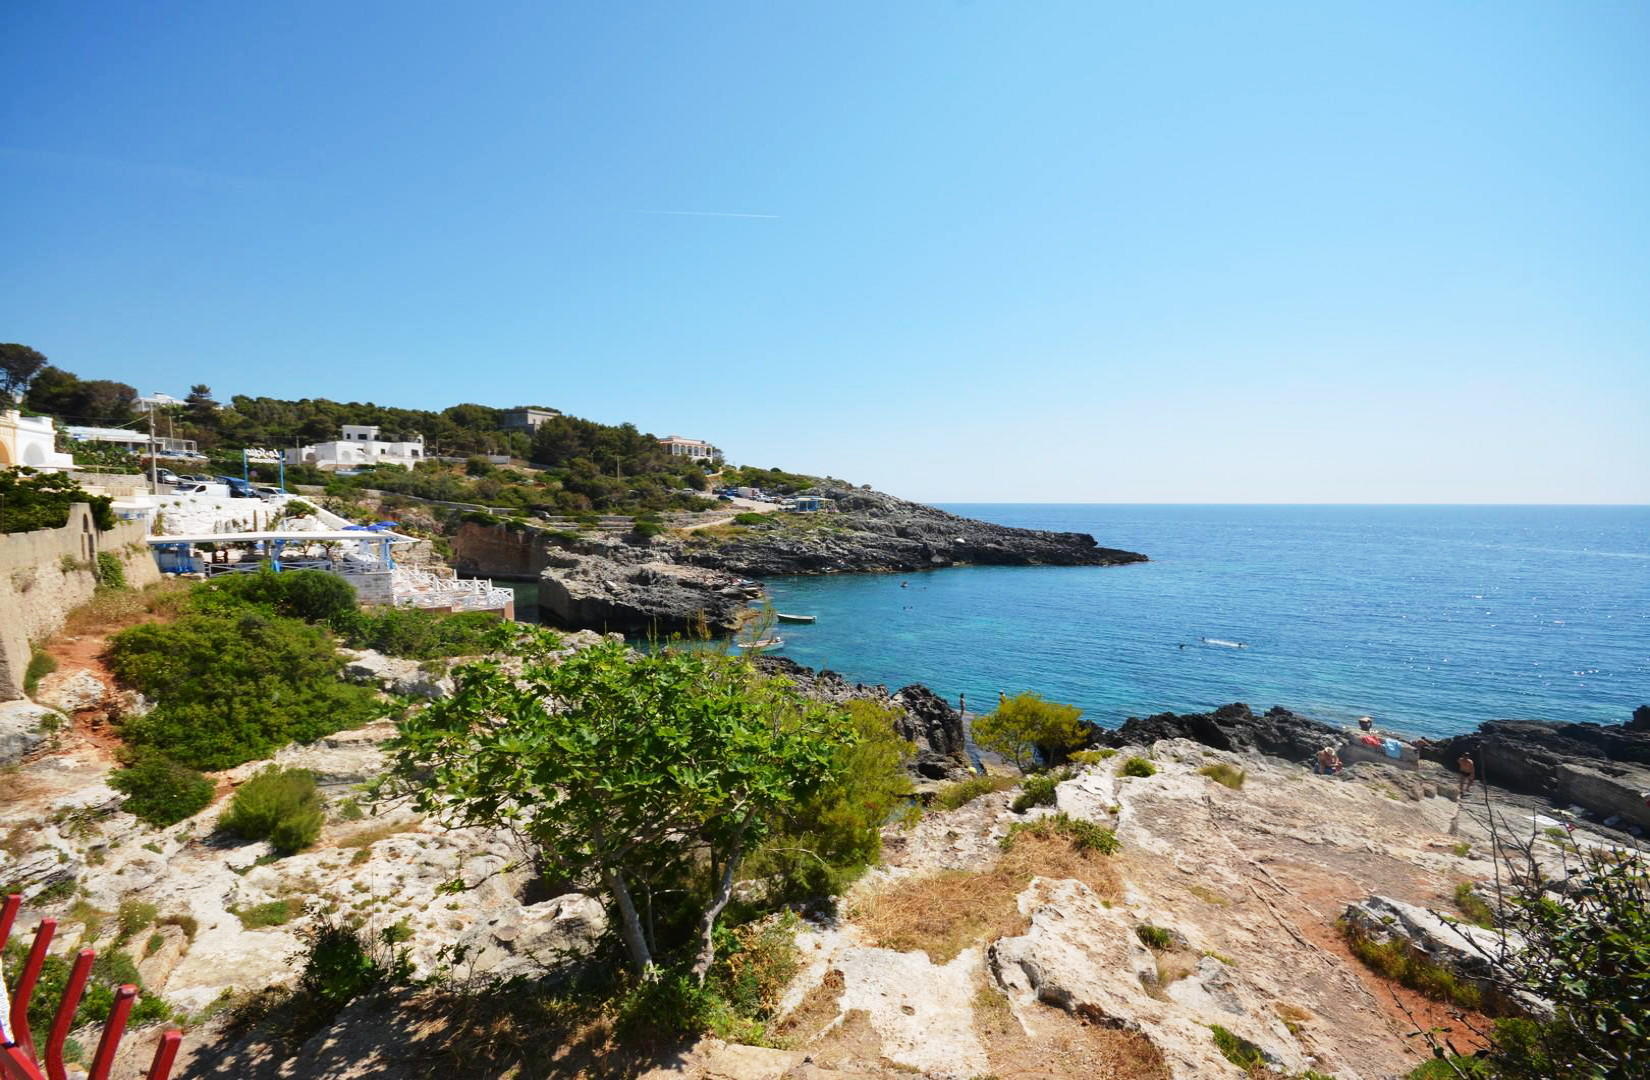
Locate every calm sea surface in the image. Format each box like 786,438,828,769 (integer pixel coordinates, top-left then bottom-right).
761,505,1649,740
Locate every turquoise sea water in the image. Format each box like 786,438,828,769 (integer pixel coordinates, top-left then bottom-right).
761,505,1650,740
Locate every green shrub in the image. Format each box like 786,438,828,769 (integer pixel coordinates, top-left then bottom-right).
1197,762,1245,789
1340,921,1482,1010
933,773,1017,811
94,552,126,588
1,940,169,1034
109,752,216,826
222,767,324,853
112,612,383,768
1210,1024,1267,1070
1068,748,1116,765
972,692,1088,772
335,607,502,659
287,912,411,1035
1120,756,1157,778
233,899,297,929
732,512,768,526
1453,882,1495,929
1011,771,1060,813
186,568,359,624
116,899,159,941
23,649,57,696
742,700,914,902
0,470,115,533
1136,924,1175,950
1001,812,1120,856
1406,1056,1491,1079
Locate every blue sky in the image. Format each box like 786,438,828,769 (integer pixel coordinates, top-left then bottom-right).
3,2,1646,503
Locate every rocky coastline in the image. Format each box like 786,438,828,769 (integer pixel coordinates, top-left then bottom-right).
1091,701,1650,835
464,484,1146,637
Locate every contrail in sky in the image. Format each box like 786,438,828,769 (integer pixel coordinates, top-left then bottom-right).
637,209,780,219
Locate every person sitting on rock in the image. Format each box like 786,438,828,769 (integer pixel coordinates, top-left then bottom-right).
1358,715,1374,732
1315,746,1342,775
1458,753,1476,797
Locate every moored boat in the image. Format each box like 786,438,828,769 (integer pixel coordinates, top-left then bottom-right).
776,613,815,623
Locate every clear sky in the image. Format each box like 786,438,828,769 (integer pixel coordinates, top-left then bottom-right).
3,2,1646,503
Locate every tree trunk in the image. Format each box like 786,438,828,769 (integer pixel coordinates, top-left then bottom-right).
605,868,654,975
691,843,742,984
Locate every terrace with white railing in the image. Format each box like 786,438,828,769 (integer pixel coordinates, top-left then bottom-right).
388,567,515,613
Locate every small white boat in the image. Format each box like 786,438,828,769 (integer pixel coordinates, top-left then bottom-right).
776,613,815,623
737,636,784,650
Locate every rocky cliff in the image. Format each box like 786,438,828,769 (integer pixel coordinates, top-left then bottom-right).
677,485,1146,576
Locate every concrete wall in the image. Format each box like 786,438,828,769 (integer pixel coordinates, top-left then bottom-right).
0,505,160,700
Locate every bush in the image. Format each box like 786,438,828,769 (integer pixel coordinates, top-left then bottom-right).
1210,1024,1267,1071
1136,924,1175,950
1340,921,1482,1009
972,692,1088,771
233,899,298,929
1453,882,1495,929
335,607,502,660
1120,756,1157,778
1197,763,1245,789
109,752,216,826
1011,771,1060,813
117,899,158,940
186,568,359,624
23,649,57,696
221,767,324,853
743,700,914,902
94,552,126,588
0,469,116,533
933,773,1017,811
1,939,169,1035
112,611,383,768
1002,813,1119,856
1068,748,1116,765
732,512,768,526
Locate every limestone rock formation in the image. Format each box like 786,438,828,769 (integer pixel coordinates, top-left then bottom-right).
537,545,750,637
0,698,62,763
340,649,456,699
1417,714,1650,828
678,485,1146,576
1095,702,1340,763
33,667,108,713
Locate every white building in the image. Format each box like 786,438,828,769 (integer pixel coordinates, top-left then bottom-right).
66,425,198,457
0,409,75,470
659,435,721,460
135,392,186,413
286,424,426,470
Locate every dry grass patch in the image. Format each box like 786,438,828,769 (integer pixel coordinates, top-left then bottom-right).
853,830,1119,962
771,967,846,1047
61,578,189,636
336,819,421,849
972,972,1172,1079
1186,882,1231,906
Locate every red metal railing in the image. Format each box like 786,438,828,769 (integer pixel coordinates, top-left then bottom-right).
0,894,180,1080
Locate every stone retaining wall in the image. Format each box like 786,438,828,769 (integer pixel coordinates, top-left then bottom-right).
0,504,160,700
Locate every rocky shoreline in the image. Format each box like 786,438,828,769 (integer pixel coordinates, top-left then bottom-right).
1090,700,1650,835
464,484,1147,637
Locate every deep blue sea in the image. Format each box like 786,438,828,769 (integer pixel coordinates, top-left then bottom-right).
760,505,1649,740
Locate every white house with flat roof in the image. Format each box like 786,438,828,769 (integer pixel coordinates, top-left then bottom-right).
66,425,198,457
0,409,75,470
286,424,425,470
659,435,721,461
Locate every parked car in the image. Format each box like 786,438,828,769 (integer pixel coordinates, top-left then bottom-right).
215,476,259,498
153,468,179,485
251,485,289,498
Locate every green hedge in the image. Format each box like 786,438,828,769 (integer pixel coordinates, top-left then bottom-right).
111,612,383,769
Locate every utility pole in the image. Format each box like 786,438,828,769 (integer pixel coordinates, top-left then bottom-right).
148,405,159,492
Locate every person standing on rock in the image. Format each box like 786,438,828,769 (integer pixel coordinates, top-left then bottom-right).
1457,752,1476,797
